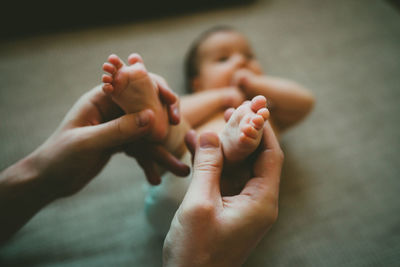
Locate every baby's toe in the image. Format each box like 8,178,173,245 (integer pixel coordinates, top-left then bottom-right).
128,53,144,65
224,108,235,122
250,95,267,113
108,54,124,69
102,83,114,94
242,124,258,139
239,132,256,146
257,108,270,120
102,63,116,74
102,74,113,84
251,114,265,131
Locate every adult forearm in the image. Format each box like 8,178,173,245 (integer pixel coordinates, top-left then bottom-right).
0,154,54,243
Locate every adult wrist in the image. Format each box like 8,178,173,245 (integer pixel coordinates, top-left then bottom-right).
0,152,58,205
0,154,56,242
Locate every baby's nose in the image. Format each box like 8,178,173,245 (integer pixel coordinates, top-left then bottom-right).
233,54,248,68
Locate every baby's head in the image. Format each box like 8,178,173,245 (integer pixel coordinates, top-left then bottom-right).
184,26,263,93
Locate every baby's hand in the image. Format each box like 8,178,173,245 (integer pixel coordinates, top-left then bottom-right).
231,69,260,96
220,86,246,109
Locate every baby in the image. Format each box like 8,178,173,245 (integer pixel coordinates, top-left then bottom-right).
180,26,314,137
101,26,314,236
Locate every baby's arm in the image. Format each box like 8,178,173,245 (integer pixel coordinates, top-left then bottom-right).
234,70,315,132
181,87,244,128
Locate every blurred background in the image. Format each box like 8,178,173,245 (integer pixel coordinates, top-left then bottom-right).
1,0,399,266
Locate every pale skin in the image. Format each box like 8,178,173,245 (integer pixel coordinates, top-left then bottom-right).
180,30,315,137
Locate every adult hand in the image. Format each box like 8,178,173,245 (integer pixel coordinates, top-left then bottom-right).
163,122,284,267
33,85,187,197
133,72,189,185
0,85,188,242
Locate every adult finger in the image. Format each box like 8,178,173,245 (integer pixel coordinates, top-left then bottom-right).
63,86,123,128
150,73,177,105
167,99,180,125
137,158,161,185
186,132,223,203
148,145,191,177
150,73,180,124
184,129,197,162
241,121,284,201
84,109,155,149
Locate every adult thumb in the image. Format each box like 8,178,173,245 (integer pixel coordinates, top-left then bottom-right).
187,132,223,202
85,109,155,149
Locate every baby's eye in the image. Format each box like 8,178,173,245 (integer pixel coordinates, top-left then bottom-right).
217,56,229,62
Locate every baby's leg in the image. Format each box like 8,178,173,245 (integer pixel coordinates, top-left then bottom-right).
102,53,168,141
220,95,269,164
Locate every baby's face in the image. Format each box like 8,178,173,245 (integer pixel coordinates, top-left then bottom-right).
193,31,262,91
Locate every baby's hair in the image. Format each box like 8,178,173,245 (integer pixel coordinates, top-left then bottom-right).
184,25,237,93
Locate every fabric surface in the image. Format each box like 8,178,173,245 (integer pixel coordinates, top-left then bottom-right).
0,0,399,266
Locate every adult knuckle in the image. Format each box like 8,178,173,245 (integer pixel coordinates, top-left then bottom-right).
195,202,215,216
117,115,139,137
194,160,221,173
277,148,285,162
194,161,213,171
111,119,125,136
182,201,215,220
270,148,284,164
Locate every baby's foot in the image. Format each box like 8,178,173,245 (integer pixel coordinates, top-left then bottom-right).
220,95,269,163
102,53,168,141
